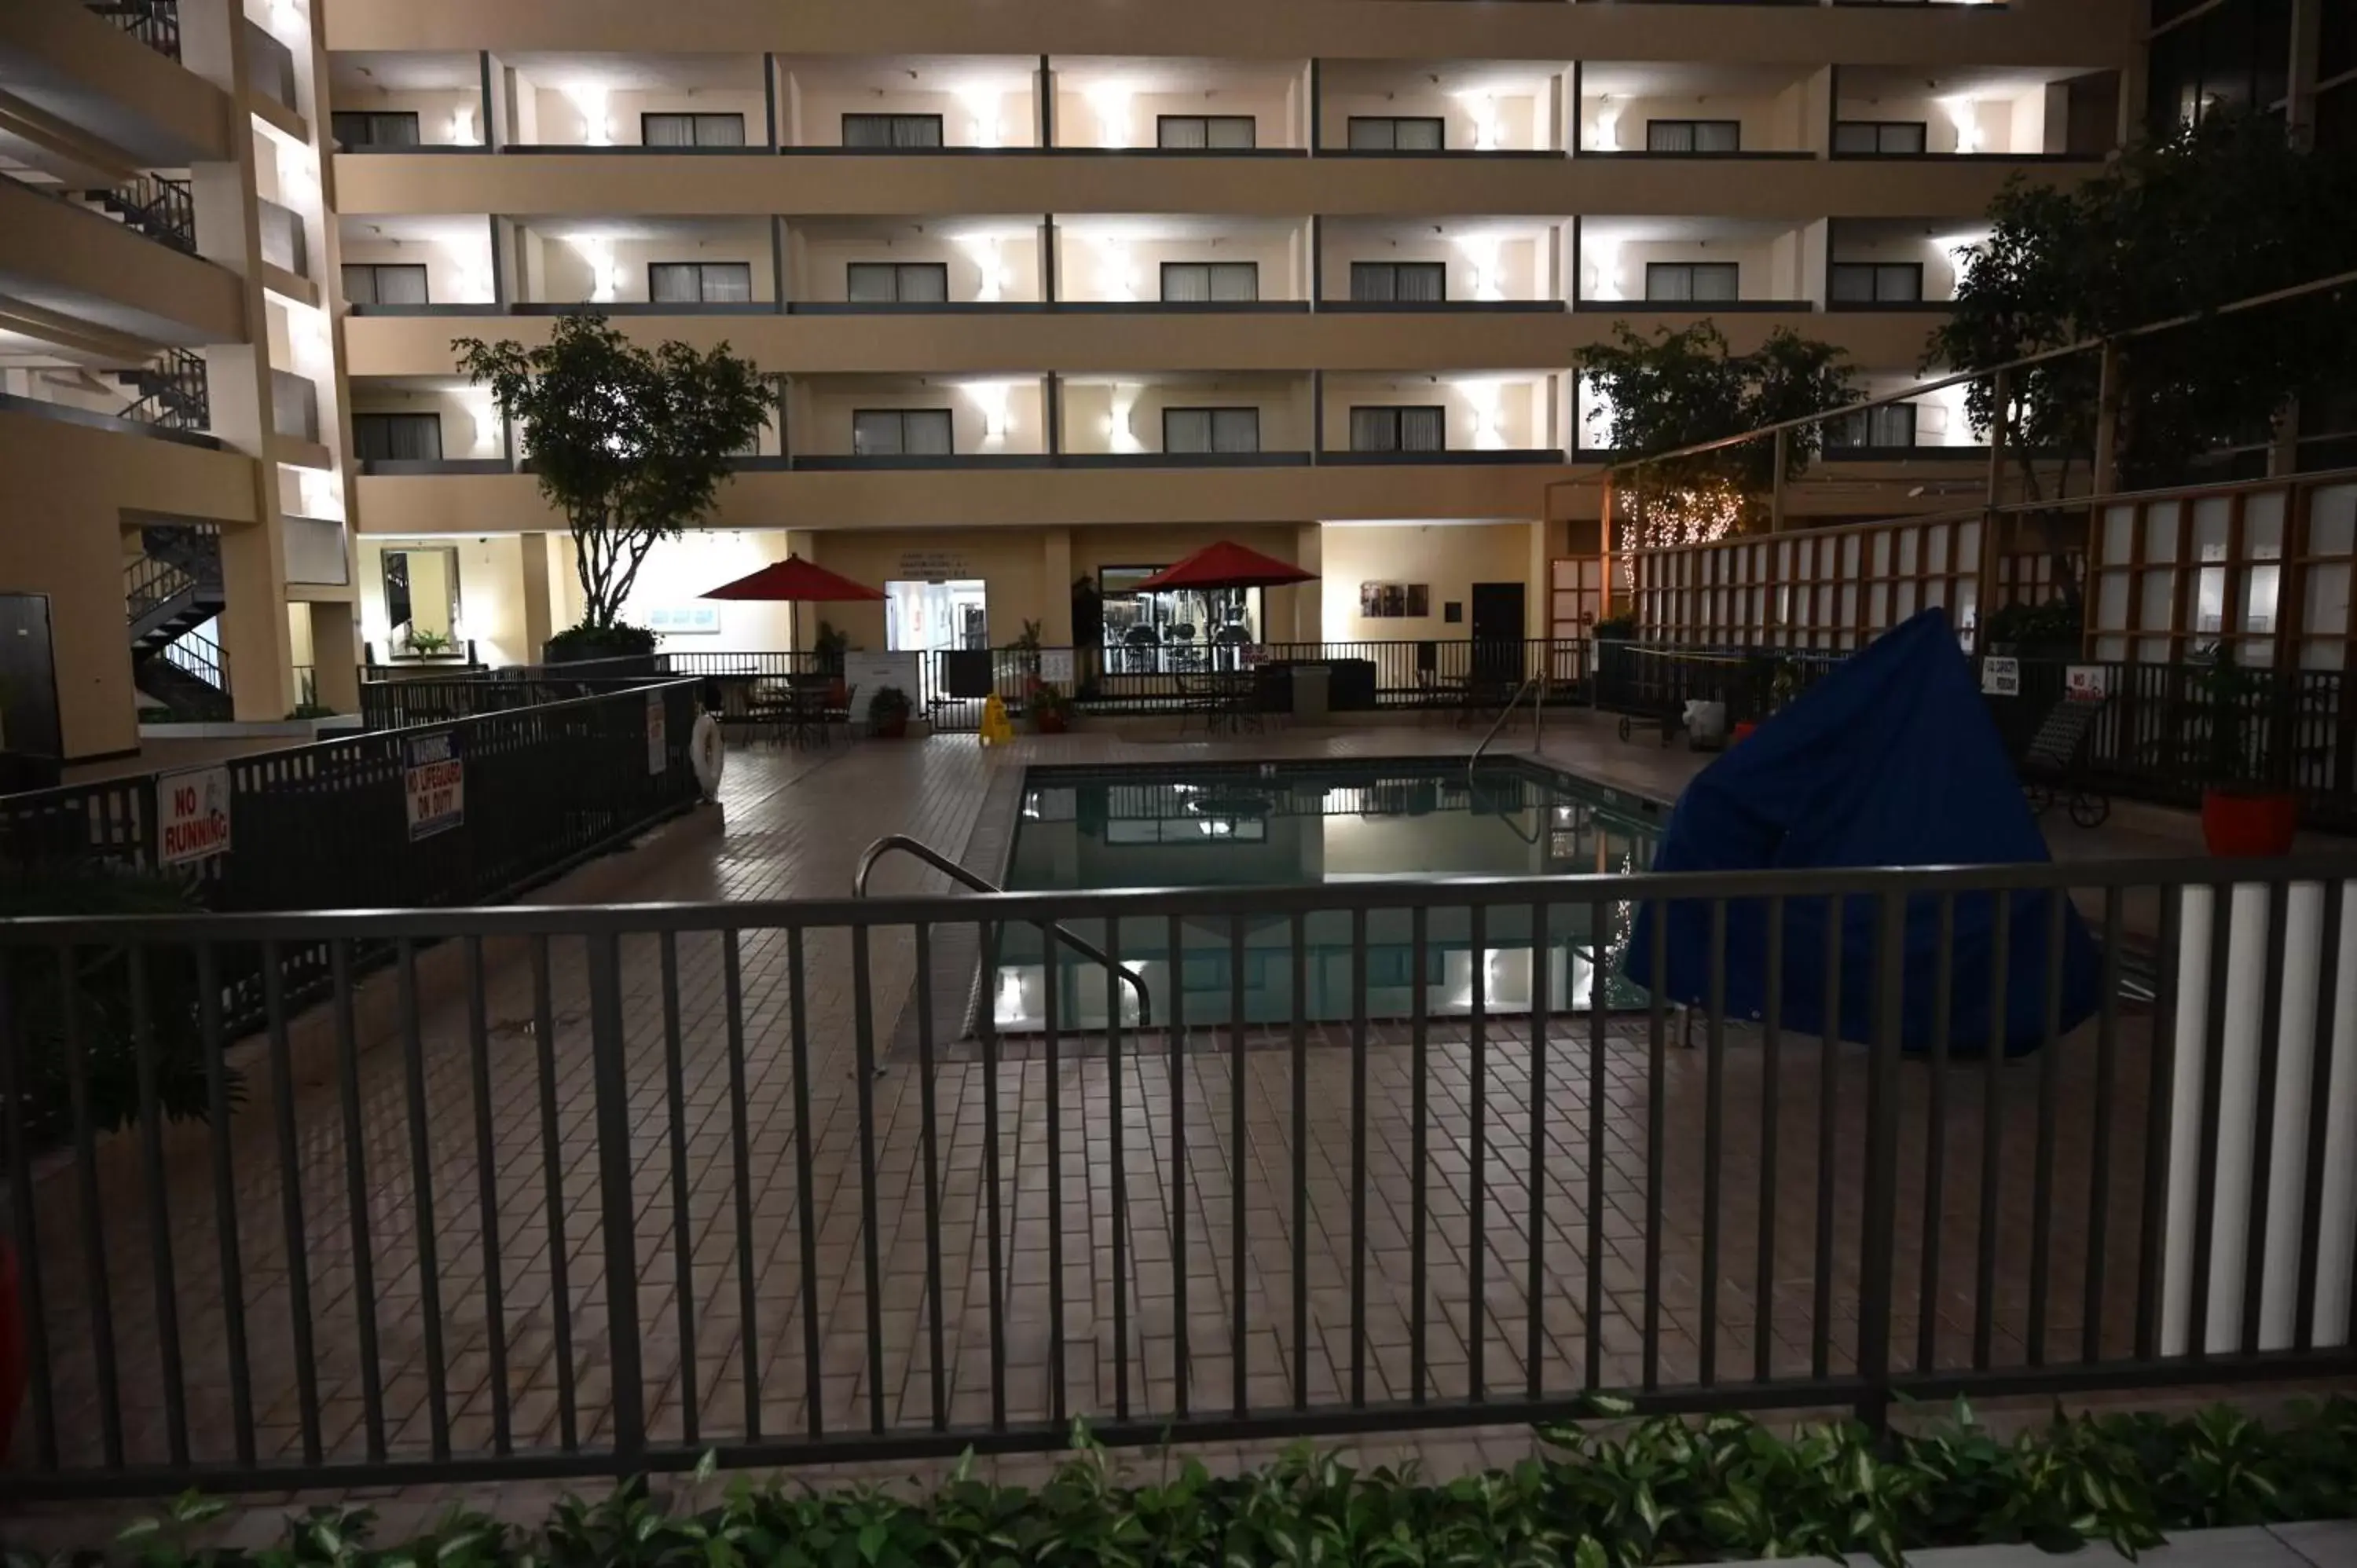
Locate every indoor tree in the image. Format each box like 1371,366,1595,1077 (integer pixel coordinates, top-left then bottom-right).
1578,321,1859,548
453,312,779,661
1927,108,2357,502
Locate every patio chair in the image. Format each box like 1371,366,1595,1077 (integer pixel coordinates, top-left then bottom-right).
2018,696,2110,828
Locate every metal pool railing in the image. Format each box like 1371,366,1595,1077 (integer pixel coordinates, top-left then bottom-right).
3,854,2355,1498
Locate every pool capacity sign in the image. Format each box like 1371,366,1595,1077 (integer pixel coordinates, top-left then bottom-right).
404,731,464,840
156,765,232,866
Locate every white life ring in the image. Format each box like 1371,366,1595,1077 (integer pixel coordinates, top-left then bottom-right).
691,710,725,800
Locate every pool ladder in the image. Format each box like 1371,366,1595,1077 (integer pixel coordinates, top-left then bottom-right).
854,833,1153,1027
1466,669,1545,789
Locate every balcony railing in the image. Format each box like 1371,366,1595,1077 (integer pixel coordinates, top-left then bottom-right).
82,0,179,59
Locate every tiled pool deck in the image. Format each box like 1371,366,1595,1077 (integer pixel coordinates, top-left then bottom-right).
2,714,2327,1542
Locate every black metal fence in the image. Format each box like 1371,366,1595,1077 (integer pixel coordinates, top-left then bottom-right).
367,642,1598,735
5,852,2353,1497
0,683,702,1031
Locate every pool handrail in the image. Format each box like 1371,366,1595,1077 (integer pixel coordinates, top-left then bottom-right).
853,832,1154,1027
1467,669,1545,788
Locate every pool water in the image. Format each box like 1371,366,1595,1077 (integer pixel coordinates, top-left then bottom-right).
992,758,1663,1030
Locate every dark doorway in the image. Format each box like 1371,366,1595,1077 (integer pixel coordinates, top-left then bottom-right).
0,593,63,762
1469,581,1526,685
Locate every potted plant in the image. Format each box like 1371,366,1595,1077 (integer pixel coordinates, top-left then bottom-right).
2190,643,2299,856
1028,683,1074,735
403,628,453,658
813,621,850,705
867,685,914,739
1004,619,1044,685
1732,658,1801,745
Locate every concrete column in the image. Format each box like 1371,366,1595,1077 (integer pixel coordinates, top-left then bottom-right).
1292,523,1322,642
1036,56,1054,147
1307,60,1321,152
484,53,515,147
763,53,781,150
310,599,361,713
1798,218,1830,310
1039,216,1058,303
1805,66,1835,158
519,530,555,657
1527,520,1552,640
1042,528,1074,645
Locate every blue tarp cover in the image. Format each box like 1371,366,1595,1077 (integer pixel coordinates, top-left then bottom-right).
1625,607,2101,1053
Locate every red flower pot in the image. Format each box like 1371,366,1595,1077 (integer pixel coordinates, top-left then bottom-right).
1035,711,1069,735
1730,721,1758,745
0,1238,24,1464
871,716,909,740
2201,787,2298,858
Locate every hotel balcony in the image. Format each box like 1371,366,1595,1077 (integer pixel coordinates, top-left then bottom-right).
1061,372,1313,463
1824,218,1980,312
1054,216,1310,310
1831,64,2120,161
1819,372,1989,463
504,216,778,312
786,373,1050,468
779,55,1039,150
1576,60,1817,157
325,50,489,150
1319,218,1571,312
346,372,786,474
1316,60,1568,156
1320,372,1568,464
1048,58,1308,154
336,213,499,312
785,215,1042,310
1574,214,1815,313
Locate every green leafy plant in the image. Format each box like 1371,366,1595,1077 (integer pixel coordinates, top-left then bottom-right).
1026,683,1074,728
402,628,453,657
544,621,658,665
454,312,779,632
27,1400,2357,1568
1926,108,2357,497
2181,641,2296,793
812,619,850,676
1981,596,2084,653
1580,321,1860,542
867,686,914,725
1593,610,1639,640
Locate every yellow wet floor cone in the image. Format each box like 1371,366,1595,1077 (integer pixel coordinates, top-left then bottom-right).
978,692,1016,746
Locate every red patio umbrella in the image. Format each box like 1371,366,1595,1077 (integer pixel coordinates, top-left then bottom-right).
1131,540,1317,592
700,554,885,657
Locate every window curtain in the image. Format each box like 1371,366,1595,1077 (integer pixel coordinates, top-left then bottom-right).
1395,118,1442,150
1163,265,1211,302
1207,116,1255,148
852,410,902,455
1351,407,1397,452
1160,117,1208,149
645,114,695,146
1692,264,1738,302
904,409,953,454
1398,262,1444,302
1165,408,1211,452
900,263,948,302
895,115,944,148
1211,408,1259,452
1347,119,1392,151
374,266,428,305
1646,265,1694,302
697,115,746,147
651,263,699,302
848,263,896,302
1351,262,1396,302
357,414,442,462
701,264,753,303
1399,406,1444,450
1648,121,1696,153
1695,122,1739,152
341,264,379,306
1210,263,1257,302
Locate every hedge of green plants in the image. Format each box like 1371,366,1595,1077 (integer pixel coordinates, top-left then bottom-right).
19,1399,2357,1568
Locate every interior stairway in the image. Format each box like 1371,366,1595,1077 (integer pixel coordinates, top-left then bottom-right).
126,524,231,720
76,174,196,254
113,349,210,430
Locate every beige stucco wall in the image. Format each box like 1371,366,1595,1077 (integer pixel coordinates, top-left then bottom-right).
520,226,775,304
1321,226,1549,302
1051,82,1296,150
1578,85,1813,153
1056,229,1302,304
786,77,1040,148
1319,374,1552,452
514,84,767,146
330,85,482,145
791,227,1043,303
797,379,1049,456
0,410,263,759
1318,79,1547,152
339,232,494,302
1319,522,1537,639
1062,376,1314,453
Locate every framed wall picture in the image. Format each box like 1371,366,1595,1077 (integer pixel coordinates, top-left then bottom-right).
1360,581,1384,615
1360,582,1434,618
1405,584,1430,617
1445,600,1463,624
